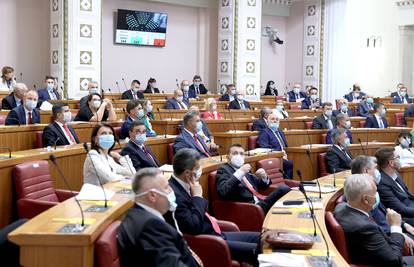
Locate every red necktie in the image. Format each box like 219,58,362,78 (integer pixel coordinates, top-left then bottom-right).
242,177,266,200
205,212,221,235
63,124,76,143
142,145,158,167
193,134,210,157
28,112,33,124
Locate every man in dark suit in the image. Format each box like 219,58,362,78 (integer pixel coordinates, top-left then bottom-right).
344,83,366,103
216,144,290,213
326,128,352,173
287,83,306,103
358,95,374,117
326,113,353,144
376,147,414,224
180,80,191,100
79,81,100,108
167,148,260,266
256,113,293,178
228,89,251,110
117,168,200,267
121,80,144,100
392,86,412,104
120,121,160,170
1,83,27,110
42,103,79,147
365,103,388,128
391,83,405,98
144,78,160,94
219,84,236,101
120,100,144,139
334,173,414,267
404,104,414,123
311,102,334,129
166,89,190,110
6,90,40,125
301,87,321,109
37,76,61,101
189,75,208,98
252,107,271,131
333,98,354,118
0,218,28,267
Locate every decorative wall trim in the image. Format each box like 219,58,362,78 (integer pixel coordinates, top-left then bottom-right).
262,0,292,5
396,1,414,7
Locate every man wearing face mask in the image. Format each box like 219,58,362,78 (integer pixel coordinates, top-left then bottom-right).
344,83,366,103
376,148,414,225
287,83,306,103
311,102,334,129
166,89,190,110
80,81,100,108
333,98,354,117
365,103,389,129
391,83,406,98
392,86,412,104
216,144,291,213
38,76,61,102
326,113,353,144
229,89,251,110
189,75,208,98
180,80,191,100
219,84,236,101
301,87,320,110
120,100,145,139
334,174,414,266
326,128,352,173
42,103,79,147
257,113,293,178
395,132,414,167
117,167,201,267
358,94,375,117
6,89,40,125
167,148,261,266
121,80,144,100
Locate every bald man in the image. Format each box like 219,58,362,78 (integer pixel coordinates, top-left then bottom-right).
165,89,191,110
228,89,251,110
2,83,28,110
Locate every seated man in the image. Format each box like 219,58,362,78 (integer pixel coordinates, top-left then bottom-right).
121,121,160,170
189,75,208,98
311,102,334,129
392,86,412,104
274,99,289,119
165,89,190,110
391,83,405,98
216,144,291,213
301,87,320,110
326,113,353,144
6,89,40,125
256,112,293,178
219,84,236,101
334,173,414,266
80,81,100,108
344,83,366,103
358,95,374,117
2,83,27,110
42,103,79,147
326,128,352,173
333,98,354,117
0,218,28,267
365,103,388,128
120,100,144,139
376,147,414,225
117,168,200,267
167,148,260,266
229,89,250,110
121,80,144,100
181,80,191,100
287,83,306,103
252,107,271,131
38,76,61,102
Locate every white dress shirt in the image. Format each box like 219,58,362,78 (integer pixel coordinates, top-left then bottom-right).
394,145,414,167
172,175,191,196
137,203,165,221
0,78,16,91
374,114,384,128
56,121,75,145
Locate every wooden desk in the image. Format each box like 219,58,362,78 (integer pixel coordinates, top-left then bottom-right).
213,131,258,154
350,127,409,143
154,109,260,120
399,166,414,193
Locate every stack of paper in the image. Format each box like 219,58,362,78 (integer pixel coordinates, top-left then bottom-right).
76,183,115,201
258,253,307,267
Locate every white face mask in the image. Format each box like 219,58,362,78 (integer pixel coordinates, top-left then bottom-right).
182,86,190,92
63,111,72,123
146,104,153,112
230,154,245,168
135,189,177,212
92,100,101,109
236,95,244,101
176,96,183,102
194,168,202,181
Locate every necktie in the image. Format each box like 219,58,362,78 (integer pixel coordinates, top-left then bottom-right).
133,92,137,100
378,118,384,128
242,176,266,200
196,86,200,95
28,112,33,124
193,134,210,157
327,119,333,130
63,124,76,143
141,145,158,167
204,212,221,235
296,94,299,99
274,131,285,149
395,178,407,194
240,101,245,109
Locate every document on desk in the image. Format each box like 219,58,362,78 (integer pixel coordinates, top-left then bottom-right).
258,252,306,267
226,130,251,133
273,201,323,210
159,164,174,172
76,183,115,201
303,185,336,193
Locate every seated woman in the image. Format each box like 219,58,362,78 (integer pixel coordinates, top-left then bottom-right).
202,98,222,119
74,93,117,122
142,99,156,137
264,80,278,96
395,131,414,167
274,99,289,119
83,123,135,185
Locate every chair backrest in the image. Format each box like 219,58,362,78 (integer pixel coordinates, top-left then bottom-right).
320,133,327,144
256,158,284,187
305,121,313,129
246,122,253,131
325,211,350,262
208,171,220,204
95,220,121,267
113,127,121,140
0,114,6,125
318,153,329,177
395,112,405,127
167,143,174,164
13,160,58,202
248,136,258,150
359,120,366,128
35,131,43,148
289,104,301,110
275,96,284,101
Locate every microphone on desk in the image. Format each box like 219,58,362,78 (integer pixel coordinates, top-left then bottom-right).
297,182,317,237
175,78,179,88
121,78,128,91
305,149,321,199
279,168,288,179
33,84,37,90
19,72,23,82
157,108,168,137
227,106,237,133
296,169,316,186
108,88,119,110
115,82,121,94
358,138,367,156
101,89,105,99
53,137,61,150
49,154,85,228
333,168,336,188
0,147,12,158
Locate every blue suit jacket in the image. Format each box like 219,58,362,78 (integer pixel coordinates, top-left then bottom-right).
120,116,134,140
188,84,208,98
358,101,373,117
228,99,251,110
165,98,190,110
326,127,353,144
38,88,61,101
256,127,288,151
120,140,160,170
392,95,412,104
173,129,210,157
333,109,354,117
364,115,388,128
344,92,366,102
219,94,232,101
287,91,307,102
5,105,40,125
301,97,320,109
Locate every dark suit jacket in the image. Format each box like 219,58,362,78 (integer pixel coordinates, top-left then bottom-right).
144,87,160,94
216,163,270,202
404,104,414,120
334,203,405,267
165,98,191,110
326,127,353,144
326,145,352,173
117,204,198,267
264,88,278,96
301,97,320,109
252,118,267,131
42,122,79,147
173,129,210,157
257,127,288,151
333,109,354,118
1,93,18,110
391,91,399,97
311,114,334,129
120,140,160,170
79,95,89,109
358,101,373,117
219,94,232,101
121,89,144,100
287,91,306,102
392,95,412,104
344,92,366,102
189,84,208,98
120,116,134,140
5,105,40,125
228,99,251,110
364,115,389,128
377,170,414,218
38,88,61,101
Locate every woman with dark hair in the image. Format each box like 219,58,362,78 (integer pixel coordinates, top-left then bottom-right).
141,99,156,136
83,123,135,185
394,131,414,167
264,80,278,96
0,66,16,90
143,78,160,94
74,93,116,122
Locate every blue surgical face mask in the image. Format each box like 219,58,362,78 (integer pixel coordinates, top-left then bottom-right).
135,189,177,212
324,110,332,117
146,104,153,113
310,94,318,101
343,137,351,146
137,109,145,118
293,88,300,94
366,98,374,104
135,133,147,144
400,91,406,97
25,100,37,110
176,96,183,102
89,88,99,95
47,83,54,91
340,104,348,112
269,122,279,132
374,169,381,185
195,121,203,132
98,134,114,150
371,192,380,210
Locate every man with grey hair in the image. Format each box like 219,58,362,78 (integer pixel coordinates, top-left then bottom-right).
80,81,100,108
180,80,191,100
117,167,200,267
166,89,190,110
326,128,353,173
326,113,353,144
334,173,414,266
252,107,272,131
1,83,28,110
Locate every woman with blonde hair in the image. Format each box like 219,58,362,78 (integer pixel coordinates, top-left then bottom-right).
202,98,222,119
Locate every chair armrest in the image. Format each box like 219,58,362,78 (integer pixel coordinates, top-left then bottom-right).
284,179,300,188
55,189,78,202
17,198,58,219
217,220,240,232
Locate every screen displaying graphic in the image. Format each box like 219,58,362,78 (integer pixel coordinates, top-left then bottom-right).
115,9,168,47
